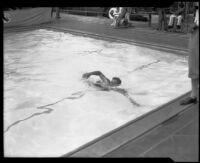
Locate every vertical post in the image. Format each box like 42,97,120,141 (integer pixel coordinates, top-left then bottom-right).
185,2,189,32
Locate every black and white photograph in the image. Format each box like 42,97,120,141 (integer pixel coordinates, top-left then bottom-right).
2,1,199,160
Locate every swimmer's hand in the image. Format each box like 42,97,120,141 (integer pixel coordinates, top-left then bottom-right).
82,73,90,79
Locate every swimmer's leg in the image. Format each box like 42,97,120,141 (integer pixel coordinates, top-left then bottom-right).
128,97,141,107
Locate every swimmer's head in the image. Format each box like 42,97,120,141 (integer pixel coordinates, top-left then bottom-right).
110,77,121,87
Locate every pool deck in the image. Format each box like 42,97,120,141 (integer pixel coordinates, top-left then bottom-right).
4,13,199,161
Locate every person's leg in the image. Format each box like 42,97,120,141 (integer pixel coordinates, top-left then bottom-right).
125,12,130,22
191,78,199,98
111,16,118,27
180,29,199,105
110,20,114,26
111,17,116,26
116,8,126,27
168,14,175,27
189,29,199,98
115,16,121,27
198,80,199,102
126,7,132,22
180,78,198,105
120,18,125,25
177,15,182,26
51,7,54,17
176,15,183,29
157,16,162,30
163,13,168,31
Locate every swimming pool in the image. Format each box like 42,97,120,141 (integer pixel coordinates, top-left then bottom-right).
4,29,190,157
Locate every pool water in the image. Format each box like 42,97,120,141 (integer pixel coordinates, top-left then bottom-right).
4,29,190,157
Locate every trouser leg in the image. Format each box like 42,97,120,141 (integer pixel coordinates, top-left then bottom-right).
168,15,176,26
191,78,199,99
177,15,182,26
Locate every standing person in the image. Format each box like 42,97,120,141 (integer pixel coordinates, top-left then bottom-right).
180,2,199,105
157,8,167,31
125,7,132,24
51,7,61,19
114,7,127,28
110,7,120,27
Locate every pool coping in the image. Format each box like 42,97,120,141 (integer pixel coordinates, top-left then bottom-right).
62,92,192,157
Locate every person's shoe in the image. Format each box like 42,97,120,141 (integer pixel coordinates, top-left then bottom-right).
180,97,197,105
111,22,115,27
168,25,173,29
176,25,181,29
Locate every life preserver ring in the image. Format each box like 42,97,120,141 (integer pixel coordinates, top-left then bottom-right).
108,8,118,19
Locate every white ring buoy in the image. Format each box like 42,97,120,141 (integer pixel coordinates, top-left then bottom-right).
108,8,118,19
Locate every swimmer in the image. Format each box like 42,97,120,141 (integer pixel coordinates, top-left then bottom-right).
82,71,140,106
82,71,121,89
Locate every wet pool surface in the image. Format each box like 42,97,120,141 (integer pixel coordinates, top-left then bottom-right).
4,29,190,157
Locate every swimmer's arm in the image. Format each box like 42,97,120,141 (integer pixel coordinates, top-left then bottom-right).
114,88,141,106
98,73,110,84
82,71,110,83
114,88,128,95
82,71,102,79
